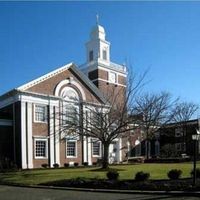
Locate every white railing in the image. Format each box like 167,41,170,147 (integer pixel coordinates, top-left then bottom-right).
79,60,126,73
110,62,126,72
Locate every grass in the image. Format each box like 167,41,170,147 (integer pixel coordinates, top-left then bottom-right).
0,162,199,186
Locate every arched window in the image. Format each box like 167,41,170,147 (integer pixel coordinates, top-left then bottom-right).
60,87,80,131
60,87,79,102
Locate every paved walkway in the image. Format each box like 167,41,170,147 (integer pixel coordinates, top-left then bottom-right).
0,185,200,200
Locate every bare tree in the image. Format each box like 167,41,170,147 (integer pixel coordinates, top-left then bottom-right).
134,92,177,159
57,70,146,169
172,102,199,123
171,101,199,153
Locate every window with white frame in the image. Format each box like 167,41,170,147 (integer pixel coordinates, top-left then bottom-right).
103,49,107,60
86,110,92,128
86,109,102,128
175,143,182,151
109,72,117,83
35,104,47,122
61,87,79,102
175,128,183,137
65,104,79,125
92,141,101,156
66,140,77,157
35,138,48,158
89,50,93,61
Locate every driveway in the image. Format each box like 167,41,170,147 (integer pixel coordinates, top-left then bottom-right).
0,185,199,200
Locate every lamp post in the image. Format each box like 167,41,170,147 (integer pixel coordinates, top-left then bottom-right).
192,130,200,186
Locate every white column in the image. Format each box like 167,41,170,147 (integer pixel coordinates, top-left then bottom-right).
119,138,122,162
49,105,55,167
27,102,33,168
109,143,113,164
83,136,88,163
21,101,27,169
88,137,92,165
83,106,88,163
127,141,130,157
55,106,60,165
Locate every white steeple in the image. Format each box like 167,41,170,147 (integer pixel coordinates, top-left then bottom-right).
90,24,106,40
80,17,127,92
86,17,110,65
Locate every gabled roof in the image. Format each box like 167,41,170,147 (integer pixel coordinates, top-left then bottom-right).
6,62,107,104
17,62,73,91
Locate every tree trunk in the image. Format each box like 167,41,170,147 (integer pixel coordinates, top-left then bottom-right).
102,143,109,169
146,131,150,160
146,140,149,160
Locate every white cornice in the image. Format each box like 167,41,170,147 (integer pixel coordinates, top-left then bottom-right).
1,62,108,107
92,78,126,87
17,62,74,91
80,62,127,77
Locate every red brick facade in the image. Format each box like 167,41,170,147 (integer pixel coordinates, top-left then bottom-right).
0,23,129,169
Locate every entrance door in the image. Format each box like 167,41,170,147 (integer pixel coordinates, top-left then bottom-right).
109,141,119,163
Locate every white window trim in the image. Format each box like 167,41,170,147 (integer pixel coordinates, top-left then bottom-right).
108,71,117,84
92,140,101,157
175,128,183,137
63,102,79,128
102,49,107,60
34,138,48,159
66,140,77,158
175,143,182,151
89,50,94,62
34,104,47,123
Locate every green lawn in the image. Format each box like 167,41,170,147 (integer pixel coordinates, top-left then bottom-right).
0,162,199,186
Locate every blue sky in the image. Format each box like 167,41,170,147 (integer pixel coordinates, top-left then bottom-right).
1,1,200,108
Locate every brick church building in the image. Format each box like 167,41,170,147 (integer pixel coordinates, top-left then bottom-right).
0,22,127,169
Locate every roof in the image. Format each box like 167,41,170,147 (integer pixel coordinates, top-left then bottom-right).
161,119,199,128
0,62,108,105
17,62,73,91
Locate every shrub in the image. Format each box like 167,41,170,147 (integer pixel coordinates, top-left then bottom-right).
191,168,200,178
167,169,182,180
41,163,48,168
83,162,88,166
64,163,69,168
53,163,59,168
92,162,97,166
135,171,150,181
74,162,79,167
106,169,119,180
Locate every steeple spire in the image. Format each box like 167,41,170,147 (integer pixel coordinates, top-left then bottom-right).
96,14,99,25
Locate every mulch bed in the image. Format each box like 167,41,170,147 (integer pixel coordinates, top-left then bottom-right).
40,178,200,191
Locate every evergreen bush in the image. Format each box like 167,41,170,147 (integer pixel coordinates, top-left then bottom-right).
106,169,119,180
41,163,48,168
135,171,150,181
167,169,182,180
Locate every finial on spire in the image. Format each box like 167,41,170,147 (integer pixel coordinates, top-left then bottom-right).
96,14,99,25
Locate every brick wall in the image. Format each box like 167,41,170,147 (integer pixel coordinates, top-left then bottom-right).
60,140,83,166
27,68,101,104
